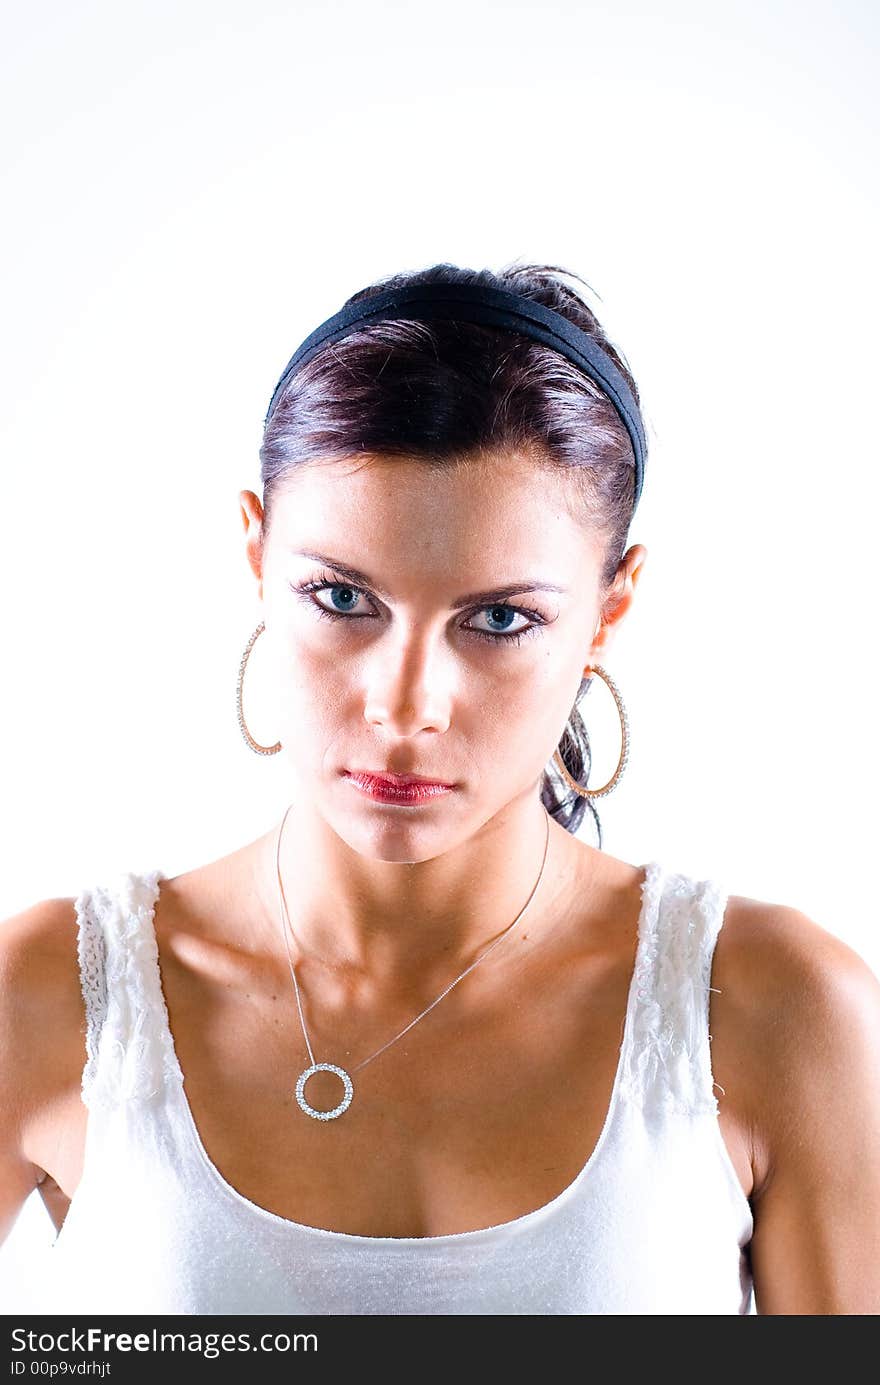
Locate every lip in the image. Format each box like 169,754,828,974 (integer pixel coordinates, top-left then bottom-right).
347,769,455,787
343,770,456,805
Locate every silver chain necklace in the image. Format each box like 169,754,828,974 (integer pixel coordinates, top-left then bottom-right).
274,800,552,1121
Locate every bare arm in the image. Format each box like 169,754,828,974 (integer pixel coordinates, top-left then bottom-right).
745,907,880,1314
0,899,84,1248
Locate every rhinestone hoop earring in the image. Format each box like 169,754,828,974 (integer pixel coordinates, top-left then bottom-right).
552,665,630,799
237,620,282,755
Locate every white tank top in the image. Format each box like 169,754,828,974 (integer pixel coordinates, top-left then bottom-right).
43,860,755,1315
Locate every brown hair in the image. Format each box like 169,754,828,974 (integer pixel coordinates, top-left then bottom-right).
259,260,645,842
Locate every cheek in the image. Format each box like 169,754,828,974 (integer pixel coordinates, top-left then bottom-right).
451,658,578,764
269,638,343,729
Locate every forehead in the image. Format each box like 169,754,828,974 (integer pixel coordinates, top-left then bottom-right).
270,450,595,563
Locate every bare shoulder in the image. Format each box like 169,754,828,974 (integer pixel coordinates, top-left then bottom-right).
0,895,88,1238
716,891,880,1058
715,886,876,987
711,891,880,1312
712,892,880,1137
0,895,88,1123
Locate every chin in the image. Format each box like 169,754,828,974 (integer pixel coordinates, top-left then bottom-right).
330,808,464,865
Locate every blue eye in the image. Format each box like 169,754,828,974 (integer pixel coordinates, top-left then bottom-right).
467,604,533,640
289,573,546,647
317,583,362,616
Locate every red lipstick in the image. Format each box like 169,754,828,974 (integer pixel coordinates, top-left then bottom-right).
343,770,455,805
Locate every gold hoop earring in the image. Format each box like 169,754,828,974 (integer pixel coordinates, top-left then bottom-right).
237,620,282,755
552,664,630,799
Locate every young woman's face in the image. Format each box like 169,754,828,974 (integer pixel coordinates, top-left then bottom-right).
243,450,642,861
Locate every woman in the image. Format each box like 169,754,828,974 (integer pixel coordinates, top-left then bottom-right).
2,261,878,1315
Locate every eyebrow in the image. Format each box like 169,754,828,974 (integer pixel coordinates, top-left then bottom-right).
290,550,568,609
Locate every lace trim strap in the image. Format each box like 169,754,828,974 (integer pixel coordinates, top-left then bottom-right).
73,868,181,1109
74,886,109,1106
619,867,729,1118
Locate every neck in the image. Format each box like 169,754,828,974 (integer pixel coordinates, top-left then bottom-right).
253,785,569,990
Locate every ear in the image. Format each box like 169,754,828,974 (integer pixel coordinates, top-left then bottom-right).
240,490,266,594
586,544,648,667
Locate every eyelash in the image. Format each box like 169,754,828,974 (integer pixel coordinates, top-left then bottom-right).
289,571,547,647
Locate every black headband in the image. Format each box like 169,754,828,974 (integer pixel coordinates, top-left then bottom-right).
264,280,646,512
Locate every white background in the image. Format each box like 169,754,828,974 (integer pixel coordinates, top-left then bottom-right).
1,0,877,1311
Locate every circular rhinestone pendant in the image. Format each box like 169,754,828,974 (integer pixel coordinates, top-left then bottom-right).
295,1062,354,1121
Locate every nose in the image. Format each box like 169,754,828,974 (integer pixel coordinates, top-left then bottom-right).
363,630,452,737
